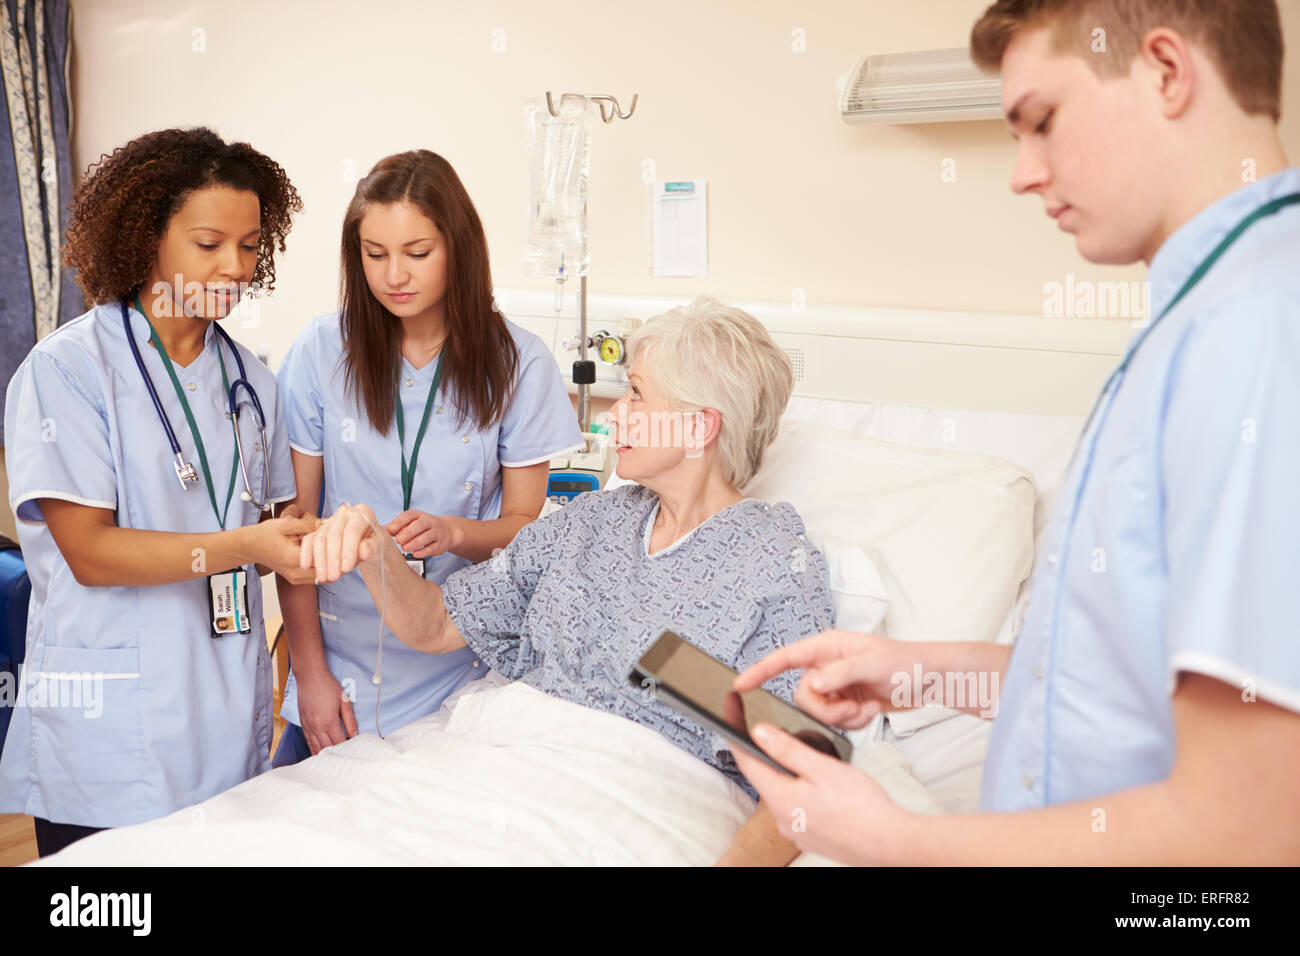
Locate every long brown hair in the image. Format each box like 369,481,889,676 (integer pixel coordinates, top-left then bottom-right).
339,150,518,435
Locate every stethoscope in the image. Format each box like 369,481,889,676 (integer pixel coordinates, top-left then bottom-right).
121,298,272,511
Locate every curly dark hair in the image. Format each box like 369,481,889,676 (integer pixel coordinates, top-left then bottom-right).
63,127,303,305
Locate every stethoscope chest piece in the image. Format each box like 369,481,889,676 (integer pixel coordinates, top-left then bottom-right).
174,456,199,489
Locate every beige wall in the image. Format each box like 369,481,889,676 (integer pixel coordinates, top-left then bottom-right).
4,0,1300,540
60,0,1300,354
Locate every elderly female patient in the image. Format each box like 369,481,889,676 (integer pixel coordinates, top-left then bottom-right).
300,296,833,865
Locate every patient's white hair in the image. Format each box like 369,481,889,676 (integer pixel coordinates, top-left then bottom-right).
625,295,794,488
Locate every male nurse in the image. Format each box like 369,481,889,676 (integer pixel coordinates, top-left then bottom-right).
731,0,1300,865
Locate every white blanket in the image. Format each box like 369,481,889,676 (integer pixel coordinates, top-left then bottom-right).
39,676,757,866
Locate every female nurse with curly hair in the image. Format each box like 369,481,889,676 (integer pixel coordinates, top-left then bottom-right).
0,127,317,856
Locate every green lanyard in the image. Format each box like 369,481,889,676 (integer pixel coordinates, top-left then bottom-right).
394,351,446,512
1160,191,1300,320
1076,191,1300,443
133,296,241,531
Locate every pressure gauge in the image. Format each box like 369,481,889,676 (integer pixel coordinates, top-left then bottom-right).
597,333,625,366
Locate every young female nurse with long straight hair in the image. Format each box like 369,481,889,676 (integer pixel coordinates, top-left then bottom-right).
0,127,316,856
273,150,581,762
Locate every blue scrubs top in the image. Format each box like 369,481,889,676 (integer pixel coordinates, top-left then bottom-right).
0,301,297,827
982,168,1300,810
275,312,582,737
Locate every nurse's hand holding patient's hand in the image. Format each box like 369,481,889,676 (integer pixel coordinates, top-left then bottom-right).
249,514,319,585
386,509,463,558
302,502,386,584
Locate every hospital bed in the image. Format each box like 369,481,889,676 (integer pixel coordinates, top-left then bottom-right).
35,292,1130,866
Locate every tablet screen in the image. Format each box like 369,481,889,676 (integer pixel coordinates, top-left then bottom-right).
637,631,850,761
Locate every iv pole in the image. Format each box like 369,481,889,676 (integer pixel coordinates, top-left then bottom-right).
543,91,638,445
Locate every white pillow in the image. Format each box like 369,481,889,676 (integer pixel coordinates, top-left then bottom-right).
783,395,1081,539
744,418,1036,645
820,535,890,634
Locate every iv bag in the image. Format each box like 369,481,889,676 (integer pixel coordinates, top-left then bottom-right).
523,97,593,279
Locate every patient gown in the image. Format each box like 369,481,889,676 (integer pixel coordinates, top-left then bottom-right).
440,484,835,797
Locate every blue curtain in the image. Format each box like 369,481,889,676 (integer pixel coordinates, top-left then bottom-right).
1,0,80,446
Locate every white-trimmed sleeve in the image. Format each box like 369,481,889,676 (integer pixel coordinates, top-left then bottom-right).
1162,296,1300,714
275,328,325,458
5,349,118,524
497,334,584,468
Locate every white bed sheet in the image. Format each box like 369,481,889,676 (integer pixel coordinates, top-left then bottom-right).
40,673,756,866
38,401,1079,866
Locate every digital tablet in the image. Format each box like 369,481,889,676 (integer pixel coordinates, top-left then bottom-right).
629,630,852,775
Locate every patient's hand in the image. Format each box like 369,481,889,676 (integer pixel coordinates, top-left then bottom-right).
730,725,903,866
714,799,800,867
301,502,385,584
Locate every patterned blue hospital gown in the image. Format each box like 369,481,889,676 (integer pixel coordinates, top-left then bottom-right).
440,484,835,797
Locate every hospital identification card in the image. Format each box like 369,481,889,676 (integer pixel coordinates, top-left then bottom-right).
207,569,252,637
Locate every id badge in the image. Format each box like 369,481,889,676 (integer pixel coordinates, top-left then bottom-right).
403,552,425,578
208,569,252,637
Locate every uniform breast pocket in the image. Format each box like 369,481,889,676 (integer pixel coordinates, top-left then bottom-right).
316,582,340,625
438,423,493,512
31,645,142,786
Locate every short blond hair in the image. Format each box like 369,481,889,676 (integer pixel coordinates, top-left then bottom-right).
970,0,1283,122
625,296,794,488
